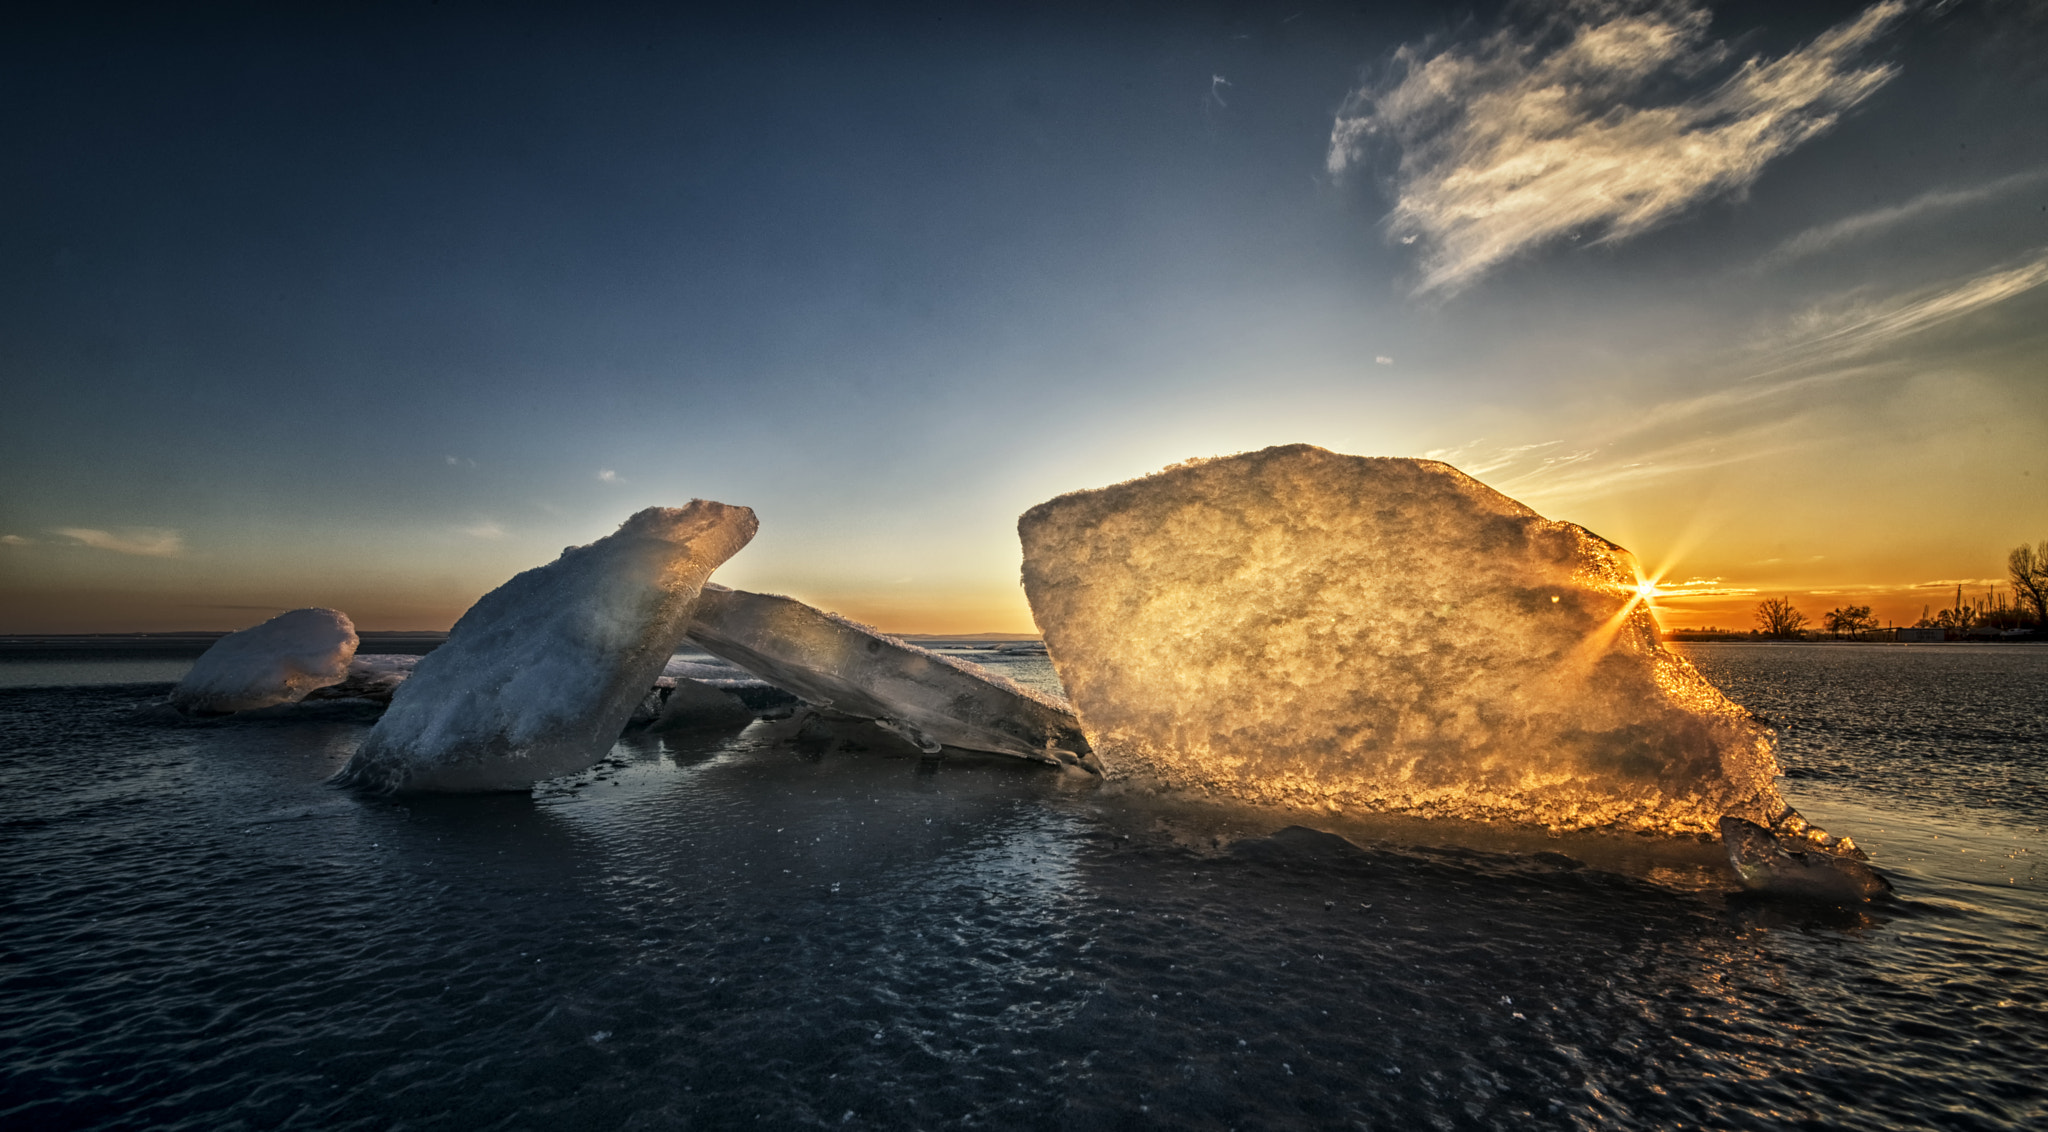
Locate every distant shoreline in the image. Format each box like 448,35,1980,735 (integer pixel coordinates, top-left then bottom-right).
1664,635,2044,646
0,632,451,659
0,631,1044,660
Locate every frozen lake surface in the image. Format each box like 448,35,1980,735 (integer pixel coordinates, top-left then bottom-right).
2,644,2043,1129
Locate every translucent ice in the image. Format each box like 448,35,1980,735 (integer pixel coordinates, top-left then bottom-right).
170,608,358,715
305,654,419,704
335,502,757,792
684,586,1091,765
1720,817,1889,902
1018,445,1803,835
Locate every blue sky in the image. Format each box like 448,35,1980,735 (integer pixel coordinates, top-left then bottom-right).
3,1,2044,632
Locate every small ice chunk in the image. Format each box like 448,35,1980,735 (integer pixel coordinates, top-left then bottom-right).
1720,816,1891,902
335,502,757,792
684,587,1090,764
169,608,358,715
1018,445,1796,833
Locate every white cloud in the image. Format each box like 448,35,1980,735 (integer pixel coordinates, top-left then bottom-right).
598,469,620,483
459,521,506,540
1374,355,1394,365
1758,167,2048,269
1772,247,2048,361
54,527,184,557
0,534,29,545
1330,0,1906,295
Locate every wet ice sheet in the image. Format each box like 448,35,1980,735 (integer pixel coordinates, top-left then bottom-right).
2,673,2043,1131
3,646,2045,1130
0,659,192,687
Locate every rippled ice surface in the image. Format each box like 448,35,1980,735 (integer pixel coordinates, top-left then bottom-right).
2,644,2044,1130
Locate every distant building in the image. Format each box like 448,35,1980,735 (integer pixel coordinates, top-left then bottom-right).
1897,627,1946,643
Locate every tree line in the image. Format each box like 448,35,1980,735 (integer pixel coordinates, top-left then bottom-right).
1750,539,2048,640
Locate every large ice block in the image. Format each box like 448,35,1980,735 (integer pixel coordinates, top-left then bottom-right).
1017,445,1798,835
684,586,1090,765
170,608,359,714
335,502,757,792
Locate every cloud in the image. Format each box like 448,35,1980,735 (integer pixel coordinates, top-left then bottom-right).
1564,249,2048,449
0,534,30,546
1330,0,1906,295
1654,577,1758,598
598,469,620,483
1757,167,2048,269
54,527,184,557
1770,247,2048,362
1374,355,1394,365
459,521,506,540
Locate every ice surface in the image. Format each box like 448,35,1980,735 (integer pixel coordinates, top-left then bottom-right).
335,502,757,792
1018,445,1800,835
169,608,358,715
684,586,1091,765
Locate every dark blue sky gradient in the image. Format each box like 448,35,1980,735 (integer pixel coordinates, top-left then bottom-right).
4,1,2044,631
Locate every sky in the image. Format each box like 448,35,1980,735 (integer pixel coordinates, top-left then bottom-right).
2,0,2044,634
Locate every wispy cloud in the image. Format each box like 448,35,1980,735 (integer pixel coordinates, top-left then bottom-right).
1654,577,1758,598
597,469,620,483
0,534,30,546
1757,167,2048,269
1767,247,2048,363
1544,249,2048,453
1330,0,1906,295
54,527,184,557
459,521,506,540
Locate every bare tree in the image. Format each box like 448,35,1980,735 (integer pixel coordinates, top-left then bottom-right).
2011,541,2048,627
1754,597,1807,638
1823,604,1877,640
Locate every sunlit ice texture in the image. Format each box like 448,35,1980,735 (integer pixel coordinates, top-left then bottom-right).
334,502,757,793
168,608,359,715
684,586,1091,767
1019,444,1844,839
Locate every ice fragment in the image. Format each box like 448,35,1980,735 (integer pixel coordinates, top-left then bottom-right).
1018,445,1794,833
335,502,756,792
685,586,1090,765
169,608,358,715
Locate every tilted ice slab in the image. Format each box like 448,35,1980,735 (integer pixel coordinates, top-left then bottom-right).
170,608,359,715
1019,444,1834,840
684,586,1091,765
335,502,757,792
